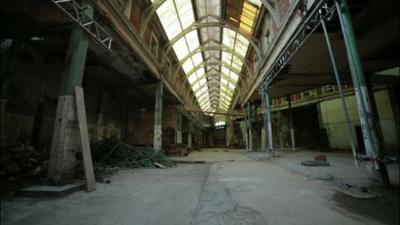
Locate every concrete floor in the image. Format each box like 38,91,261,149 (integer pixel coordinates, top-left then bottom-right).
1,149,398,225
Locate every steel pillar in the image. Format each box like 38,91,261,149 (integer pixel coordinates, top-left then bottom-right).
188,120,192,148
243,107,249,151
48,0,93,183
335,0,389,184
153,80,163,151
175,112,183,144
320,15,359,167
287,96,295,151
261,89,274,157
246,103,254,151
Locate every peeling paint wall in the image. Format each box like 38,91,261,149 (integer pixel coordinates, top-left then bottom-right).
320,89,399,151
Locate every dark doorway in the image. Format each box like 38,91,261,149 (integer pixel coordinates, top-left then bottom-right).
214,127,226,147
355,126,366,154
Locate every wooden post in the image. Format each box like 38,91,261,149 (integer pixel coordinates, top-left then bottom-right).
75,87,96,192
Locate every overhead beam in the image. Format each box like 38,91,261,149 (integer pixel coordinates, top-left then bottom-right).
180,107,244,116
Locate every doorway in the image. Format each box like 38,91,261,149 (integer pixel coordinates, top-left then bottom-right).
355,126,366,154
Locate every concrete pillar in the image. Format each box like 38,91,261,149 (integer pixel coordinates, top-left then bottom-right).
188,120,192,148
153,80,163,151
47,0,93,183
175,112,182,144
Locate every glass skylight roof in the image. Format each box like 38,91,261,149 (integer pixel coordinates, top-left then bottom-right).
152,0,261,114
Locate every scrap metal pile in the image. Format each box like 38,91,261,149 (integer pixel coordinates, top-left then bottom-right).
91,139,175,169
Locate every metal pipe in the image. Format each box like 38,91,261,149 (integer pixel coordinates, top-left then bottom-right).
320,15,359,167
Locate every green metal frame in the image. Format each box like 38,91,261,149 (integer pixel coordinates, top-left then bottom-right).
175,43,250,73
163,21,261,62
141,0,280,37
181,61,241,80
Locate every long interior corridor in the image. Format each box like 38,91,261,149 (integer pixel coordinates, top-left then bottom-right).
0,0,399,224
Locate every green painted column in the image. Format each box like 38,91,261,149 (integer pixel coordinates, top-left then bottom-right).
246,103,254,151
287,96,295,151
188,120,192,148
175,112,182,144
153,80,163,151
335,0,389,184
243,107,249,150
48,0,93,183
264,91,274,157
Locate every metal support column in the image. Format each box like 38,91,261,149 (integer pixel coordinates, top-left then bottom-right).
246,103,254,151
263,89,274,157
287,96,295,151
153,80,163,151
335,0,389,184
175,112,182,144
48,0,93,183
320,14,359,167
243,106,249,151
188,120,192,148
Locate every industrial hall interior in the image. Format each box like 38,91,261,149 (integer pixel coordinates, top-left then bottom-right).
0,0,399,225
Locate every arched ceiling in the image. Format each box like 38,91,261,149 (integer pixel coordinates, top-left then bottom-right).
148,0,262,114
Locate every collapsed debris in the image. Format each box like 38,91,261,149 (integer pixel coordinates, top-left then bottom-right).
0,144,49,191
90,139,175,169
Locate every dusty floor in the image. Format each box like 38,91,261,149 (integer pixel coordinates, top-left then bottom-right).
1,149,398,225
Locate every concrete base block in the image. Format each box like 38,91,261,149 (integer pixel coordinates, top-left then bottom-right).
18,182,84,197
48,95,80,183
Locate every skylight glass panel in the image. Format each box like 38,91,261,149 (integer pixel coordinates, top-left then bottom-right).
196,67,205,77
186,31,200,51
193,82,201,91
182,60,194,73
221,77,228,85
176,0,195,29
173,38,189,60
154,0,211,112
239,1,259,34
155,0,260,113
192,53,203,67
157,0,182,39
222,52,232,64
221,66,230,75
230,72,239,81
188,74,197,84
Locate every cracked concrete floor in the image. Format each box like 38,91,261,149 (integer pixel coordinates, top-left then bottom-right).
1,149,394,225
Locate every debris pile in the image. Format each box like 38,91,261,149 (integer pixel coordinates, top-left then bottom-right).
0,144,49,191
0,145,48,178
91,139,175,169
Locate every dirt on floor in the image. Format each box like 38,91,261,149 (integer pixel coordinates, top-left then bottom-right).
332,186,400,225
